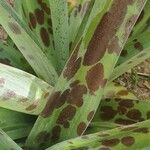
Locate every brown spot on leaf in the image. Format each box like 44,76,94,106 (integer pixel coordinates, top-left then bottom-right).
47,18,52,26
3,90,16,99
0,58,11,66
70,80,80,88
120,49,128,57
116,90,128,96
36,131,50,143
0,78,5,87
77,122,87,135
56,89,70,108
41,2,51,14
118,99,134,108
86,63,107,93
134,42,143,51
44,92,50,99
117,106,127,115
40,27,50,47
100,106,117,121
35,9,44,25
101,138,120,147
56,105,76,128
115,118,136,125
8,22,21,34
83,0,134,66
121,136,135,146
26,103,37,111
87,111,95,121
126,109,142,120
67,84,87,107
63,41,82,80
133,127,149,133
41,91,61,117
146,111,150,119
29,13,37,28
51,125,61,142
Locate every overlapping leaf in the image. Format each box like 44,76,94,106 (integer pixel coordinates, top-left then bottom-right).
26,0,147,149
47,119,150,150
0,0,58,85
0,63,52,115
0,128,23,150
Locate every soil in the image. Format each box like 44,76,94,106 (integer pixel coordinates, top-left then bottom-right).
116,59,150,100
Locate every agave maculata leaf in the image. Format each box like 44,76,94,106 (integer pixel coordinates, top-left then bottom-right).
111,45,150,81
49,0,69,73
69,0,94,48
0,0,58,85
0,63,52,115
0,58,136,116
116,0,150,58
14,0,24,19
47,119,150,150
0,41,34,74
26,0,147,149
130,0,150,36
20,0,57,69
93,98,150,128
112,0,150,79
0,107,35,140
103,82,137,100
0,128,23,150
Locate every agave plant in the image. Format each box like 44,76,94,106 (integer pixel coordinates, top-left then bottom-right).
0,0,149,149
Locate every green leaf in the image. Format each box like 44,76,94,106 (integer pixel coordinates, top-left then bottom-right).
110,1,150,80
93,98,150,126
130,0,150,37
50,0,69,73
0,0,58,85
26,1,146,149
20,0,57,69
104,82,137,100
110,31,150,82
0,128,23,150
69,0,95,48
47,119,150,150
0,63,52,115
0,107,35,140
0,41,34,74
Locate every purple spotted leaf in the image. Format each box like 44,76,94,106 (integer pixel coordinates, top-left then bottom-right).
47,119,150,150
0,63,52,115
26,0,147,149
0,0,58,85
93,98,150,128
18,0,58,69
111,1,150,80
0,41,34,74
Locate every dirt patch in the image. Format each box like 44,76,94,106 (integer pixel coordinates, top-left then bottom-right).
116,59,150,100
